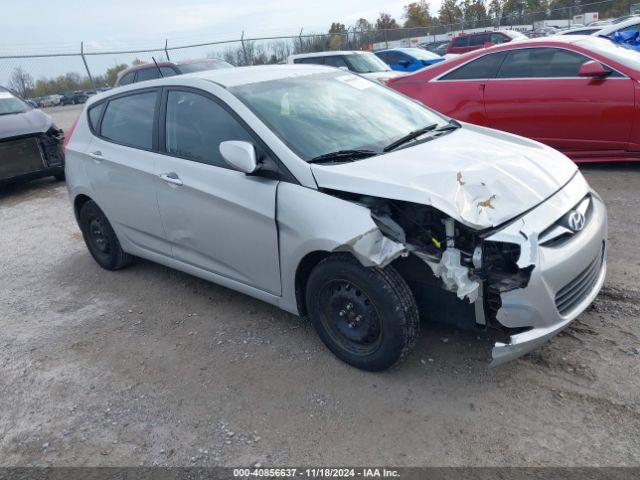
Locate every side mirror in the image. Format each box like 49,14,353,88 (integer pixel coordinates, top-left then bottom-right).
578,60,611,78
219,141,258,174
484,41,494,48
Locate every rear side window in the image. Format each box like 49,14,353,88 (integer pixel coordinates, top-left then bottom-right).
386,51,408,63
88,103,104,131
101,91,157,149
469,33,488,46
324,56,349,68
490,33,508,44
440,51,507,80
118,71,135,85
136,68,160,82
497,47,590,78
164,90,253,168
452,36,469,47
160,67,177,77
294,57,324,65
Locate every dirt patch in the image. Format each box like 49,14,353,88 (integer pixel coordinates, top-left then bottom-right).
0,166,639,467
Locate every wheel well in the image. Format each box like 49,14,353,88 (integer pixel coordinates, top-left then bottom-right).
295,251,331,316
73,194,92,222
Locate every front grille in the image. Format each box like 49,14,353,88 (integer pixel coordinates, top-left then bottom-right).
539,195,592,247
554,247,603,316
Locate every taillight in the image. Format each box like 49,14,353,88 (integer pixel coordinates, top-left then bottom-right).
63,116,80,155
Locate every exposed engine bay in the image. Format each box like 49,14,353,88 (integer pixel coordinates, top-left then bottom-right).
323,188,535,334
0,126,65,183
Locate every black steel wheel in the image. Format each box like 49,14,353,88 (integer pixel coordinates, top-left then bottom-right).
79,200,133,270
306,253,419,371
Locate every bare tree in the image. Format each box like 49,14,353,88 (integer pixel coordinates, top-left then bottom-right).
8,67,34,98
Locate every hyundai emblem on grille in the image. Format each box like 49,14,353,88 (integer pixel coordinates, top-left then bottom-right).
567,211,586,232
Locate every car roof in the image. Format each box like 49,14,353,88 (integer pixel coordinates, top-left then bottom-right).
375,47,428,53
597,17,640,34
288,50,370,59
109,64,337,92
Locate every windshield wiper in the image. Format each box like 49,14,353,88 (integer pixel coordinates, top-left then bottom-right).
383,120,462,152
308,149,378,164
383,123,438,152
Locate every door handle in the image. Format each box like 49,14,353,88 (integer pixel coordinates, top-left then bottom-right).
89,150,104,161
159,172,183,186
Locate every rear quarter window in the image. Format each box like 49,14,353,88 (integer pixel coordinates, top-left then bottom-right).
118,71,135,86
440,51,507,80
452,36,469,47
88,103,104,132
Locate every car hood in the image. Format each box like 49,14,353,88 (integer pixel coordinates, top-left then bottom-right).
0,108,52,140
361,71,405,82
310,123,578,230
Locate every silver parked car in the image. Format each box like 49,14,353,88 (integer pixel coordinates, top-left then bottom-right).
64,65,607,371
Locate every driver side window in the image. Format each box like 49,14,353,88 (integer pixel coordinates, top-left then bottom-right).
164,90,253,168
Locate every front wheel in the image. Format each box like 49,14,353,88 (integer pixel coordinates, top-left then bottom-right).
79,200,133,270
305,253,419,371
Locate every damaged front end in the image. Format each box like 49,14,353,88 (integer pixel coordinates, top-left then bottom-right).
0,126,65,184
324,188,535,344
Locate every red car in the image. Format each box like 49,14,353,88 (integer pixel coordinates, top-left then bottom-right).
389,36,640,163
445,30,528,55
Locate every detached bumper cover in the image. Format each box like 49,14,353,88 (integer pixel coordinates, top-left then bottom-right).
486,173,608,366
491,260,606,366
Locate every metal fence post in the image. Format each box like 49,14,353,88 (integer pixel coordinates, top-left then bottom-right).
240,30,248,65
165,39,170,61
80,41,96,91
298,28,304,52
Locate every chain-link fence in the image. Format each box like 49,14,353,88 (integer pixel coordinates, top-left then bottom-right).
0,0,631,101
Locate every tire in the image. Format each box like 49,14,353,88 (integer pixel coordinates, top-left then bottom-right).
79,200,133,270
54,172,65,181
305,253,419,371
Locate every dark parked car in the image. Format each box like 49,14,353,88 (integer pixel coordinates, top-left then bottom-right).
445,30,527,54
0,87,65,186
114,58,232,87
61,91,89,105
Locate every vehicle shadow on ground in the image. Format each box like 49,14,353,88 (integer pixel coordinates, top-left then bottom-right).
52,248,500,376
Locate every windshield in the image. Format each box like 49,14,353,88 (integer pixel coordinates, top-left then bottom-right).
230,71,447,161
179,60,233,73
343,53,391,73
0,90,29,115
507,31,529,39
579,36,640,70
401,48,441,60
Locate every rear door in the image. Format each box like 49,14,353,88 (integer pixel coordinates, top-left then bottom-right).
154,88,281,295
84,89,171,256
484,46,634,152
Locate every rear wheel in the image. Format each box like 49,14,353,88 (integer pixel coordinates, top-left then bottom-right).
79,200,133,270
305,253,419,371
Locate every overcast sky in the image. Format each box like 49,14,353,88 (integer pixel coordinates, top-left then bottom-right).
3,0,423,49
1,1,446,87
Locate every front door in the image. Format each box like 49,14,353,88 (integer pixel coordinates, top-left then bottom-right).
154,88,281,295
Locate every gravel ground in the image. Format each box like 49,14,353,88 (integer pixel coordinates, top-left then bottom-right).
0,106,639,467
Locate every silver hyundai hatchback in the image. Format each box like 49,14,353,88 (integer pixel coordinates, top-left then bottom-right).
65,65,607,371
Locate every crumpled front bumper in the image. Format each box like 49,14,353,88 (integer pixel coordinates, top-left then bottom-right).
486,173,607,367
491,260,606,366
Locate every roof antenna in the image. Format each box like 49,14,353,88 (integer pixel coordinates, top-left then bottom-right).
152,56,164,78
